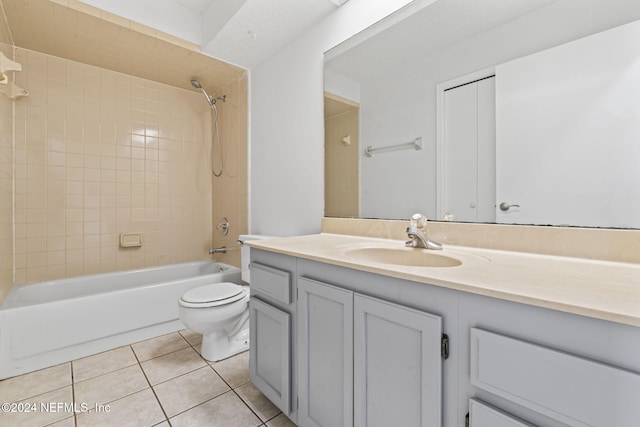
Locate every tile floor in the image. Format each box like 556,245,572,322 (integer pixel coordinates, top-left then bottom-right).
0,330,297,427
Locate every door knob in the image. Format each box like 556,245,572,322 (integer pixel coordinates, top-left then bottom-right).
499,202,520,211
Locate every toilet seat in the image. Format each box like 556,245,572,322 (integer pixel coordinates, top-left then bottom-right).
179,282,248,308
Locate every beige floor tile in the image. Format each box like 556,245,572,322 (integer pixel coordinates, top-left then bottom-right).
132,332,190,362
179,329,203,346
0,385,73,427
169,390,261,427
210,350,250,388
153,366,230,417
76,388,165,427
235,381,280,422
49,417,76,427
74,364,149,406
141,347,207,385
0,362,71,402
72,346,138,382
266,413,297,427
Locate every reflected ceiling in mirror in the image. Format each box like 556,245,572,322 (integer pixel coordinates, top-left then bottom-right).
323,0,640,229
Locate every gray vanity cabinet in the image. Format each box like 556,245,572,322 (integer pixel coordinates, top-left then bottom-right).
249,249,298,422
250,246,640,427
459,293,640,427
296,275,443,427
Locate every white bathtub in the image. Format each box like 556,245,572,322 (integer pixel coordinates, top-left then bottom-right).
0,261,242,379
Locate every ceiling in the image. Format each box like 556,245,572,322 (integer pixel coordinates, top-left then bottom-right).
76,0,348,69
1,0,349,93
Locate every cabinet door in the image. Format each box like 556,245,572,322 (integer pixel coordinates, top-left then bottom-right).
298,277,354,427
249,297,291,415
354,294,443,427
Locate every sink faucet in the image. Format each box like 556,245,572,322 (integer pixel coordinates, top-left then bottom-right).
406,213,442,250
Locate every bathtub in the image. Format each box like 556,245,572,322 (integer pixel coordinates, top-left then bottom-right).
0,260,242,379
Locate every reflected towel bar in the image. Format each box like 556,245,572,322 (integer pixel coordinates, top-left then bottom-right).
365,137,422,157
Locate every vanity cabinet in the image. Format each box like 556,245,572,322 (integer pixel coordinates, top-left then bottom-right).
248,249,297,421
249,247,640,427
297,276,444,427
459,293,640,427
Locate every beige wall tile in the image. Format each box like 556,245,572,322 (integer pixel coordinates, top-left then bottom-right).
0,46,246,292
0,43,14,300
211,73,248,268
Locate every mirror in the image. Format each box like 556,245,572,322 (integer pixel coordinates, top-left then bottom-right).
324,0,640,229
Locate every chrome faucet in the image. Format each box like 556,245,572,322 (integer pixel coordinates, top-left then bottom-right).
405,213,442,250
209,247,227,255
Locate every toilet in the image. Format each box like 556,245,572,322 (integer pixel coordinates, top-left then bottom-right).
178,234,270,362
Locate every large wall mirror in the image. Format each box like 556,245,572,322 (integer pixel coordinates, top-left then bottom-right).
324,0,640,229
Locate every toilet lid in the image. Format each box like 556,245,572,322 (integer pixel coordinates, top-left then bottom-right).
181,282,246,307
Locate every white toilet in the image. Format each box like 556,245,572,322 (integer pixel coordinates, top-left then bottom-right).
178,234,269,361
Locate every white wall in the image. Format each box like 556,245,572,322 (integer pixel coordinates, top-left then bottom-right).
249,0,419,236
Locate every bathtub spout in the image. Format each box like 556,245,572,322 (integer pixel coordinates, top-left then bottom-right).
209,247,227,255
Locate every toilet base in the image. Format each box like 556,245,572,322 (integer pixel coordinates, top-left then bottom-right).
200,327,250,362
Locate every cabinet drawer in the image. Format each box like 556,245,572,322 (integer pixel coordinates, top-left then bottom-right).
470,328,640,427
469,399,534,427
250,262,292,304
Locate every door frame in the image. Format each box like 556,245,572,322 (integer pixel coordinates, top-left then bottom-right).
435,67,495,220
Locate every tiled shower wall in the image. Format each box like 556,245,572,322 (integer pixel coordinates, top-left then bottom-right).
212,74,248,268
7,44,217,285
0,42,14,301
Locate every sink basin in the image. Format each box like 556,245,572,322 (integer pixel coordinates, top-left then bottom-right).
343,247,462,268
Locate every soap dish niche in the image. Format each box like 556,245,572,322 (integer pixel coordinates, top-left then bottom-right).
120,232,143,248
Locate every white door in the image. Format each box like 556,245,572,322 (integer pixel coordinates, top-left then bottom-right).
442,76,496,222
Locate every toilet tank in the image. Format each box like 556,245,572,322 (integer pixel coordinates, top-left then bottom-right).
237,235,276,283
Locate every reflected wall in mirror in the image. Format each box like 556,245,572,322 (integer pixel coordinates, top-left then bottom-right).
324,0,640,228
324,93,360,217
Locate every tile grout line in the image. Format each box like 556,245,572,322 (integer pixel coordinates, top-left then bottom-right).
70,360,77,427
131,343,172,427
165,341,269,424
229,386,268,426
6,332,272,427
202,347,281,426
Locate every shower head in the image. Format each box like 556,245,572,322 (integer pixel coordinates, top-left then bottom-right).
191,79,214,106
190,79,226,108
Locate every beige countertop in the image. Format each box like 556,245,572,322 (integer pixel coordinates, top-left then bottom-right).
248,233,640,327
